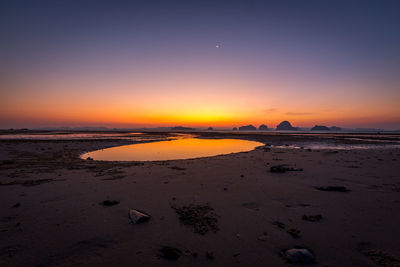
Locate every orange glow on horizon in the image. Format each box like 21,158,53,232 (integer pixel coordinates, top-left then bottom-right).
1,70,399,129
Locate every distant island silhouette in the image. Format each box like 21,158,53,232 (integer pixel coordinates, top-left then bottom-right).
276,121,297,130
171,126,196,131
6,124,397,133
239,125,256,131
258,124,268,131
310,125,343,131
311,125,330,131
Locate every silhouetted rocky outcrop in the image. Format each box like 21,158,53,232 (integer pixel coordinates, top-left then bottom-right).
258,124,268,131
311,125,330,131
232,127,238,131
276,121,297,130
239,125,256,131
207,127,213,130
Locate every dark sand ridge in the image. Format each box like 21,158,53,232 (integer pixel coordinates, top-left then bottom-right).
0,132,399,266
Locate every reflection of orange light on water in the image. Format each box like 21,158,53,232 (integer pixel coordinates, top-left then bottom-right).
82,138,264,161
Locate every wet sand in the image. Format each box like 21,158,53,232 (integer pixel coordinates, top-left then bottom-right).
0,132,399,266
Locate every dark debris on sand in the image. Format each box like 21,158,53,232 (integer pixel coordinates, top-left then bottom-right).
323,151,339,155
169,166,186,171
101,175,126,181
363,249,400,266
0,160,15,165
302,214,323,222
171,204,219,234
270,164,303,173
315,186,350,192
0,179,55,186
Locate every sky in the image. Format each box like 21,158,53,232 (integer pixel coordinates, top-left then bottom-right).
0,0,399,130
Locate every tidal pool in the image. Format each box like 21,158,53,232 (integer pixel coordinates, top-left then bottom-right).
81,138,264,161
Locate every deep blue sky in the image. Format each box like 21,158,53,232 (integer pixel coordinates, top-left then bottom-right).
1,0,400,129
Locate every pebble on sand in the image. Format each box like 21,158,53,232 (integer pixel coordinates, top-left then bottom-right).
129,209,151,224
206,251,214,259
287,228,301,238
272,221,285,229
283,248,315,264
159,246,181,260
257,235,268,241
100,200,119,206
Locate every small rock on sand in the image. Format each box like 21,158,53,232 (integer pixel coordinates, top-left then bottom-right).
287,228,301,238
283,248,315,264
100,200,119,206
272,221,285,229
257,235,268,241
206,251,214,259
159,246,181,260
129,209,151,224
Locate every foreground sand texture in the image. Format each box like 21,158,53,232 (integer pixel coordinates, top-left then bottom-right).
0,132,399,266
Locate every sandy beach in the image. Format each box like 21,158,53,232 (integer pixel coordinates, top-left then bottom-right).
2,0,400,266
0,132,399,266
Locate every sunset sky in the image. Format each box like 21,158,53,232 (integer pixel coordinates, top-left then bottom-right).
1,0,399,129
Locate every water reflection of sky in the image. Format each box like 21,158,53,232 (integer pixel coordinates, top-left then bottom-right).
272,143,400,150
0,132,140,140
0,132,183,141
81,138,264,161
1,132,399,151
